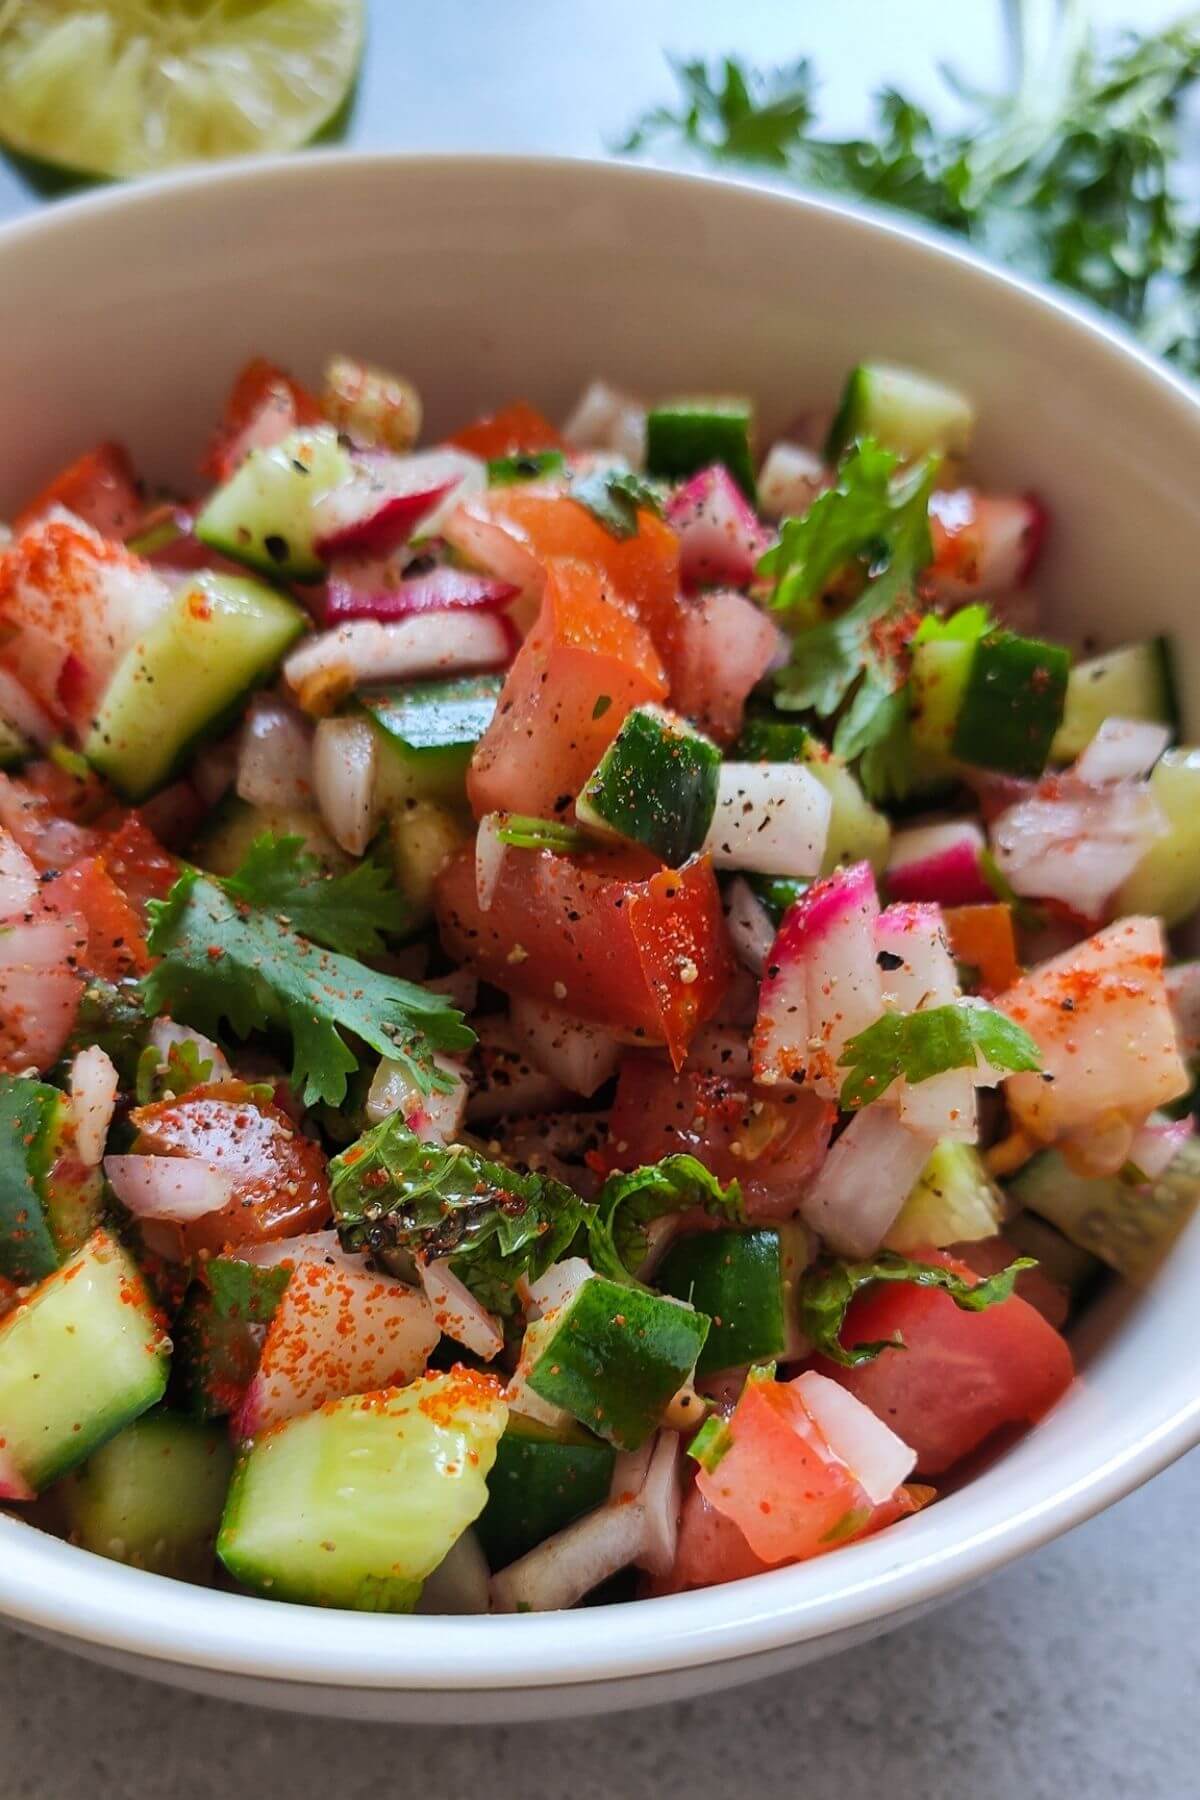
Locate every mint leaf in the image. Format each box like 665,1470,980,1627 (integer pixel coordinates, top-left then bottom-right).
206,1257,292,1325
223,832,402,958
329,1112,587,1315
589,1153,744,1285
759,437,900,620
142,869,472,1108
799,1250,1037,1368
569,467,664,540
838,1001,1042,1111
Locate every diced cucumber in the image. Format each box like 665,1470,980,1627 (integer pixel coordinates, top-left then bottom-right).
0,1078,61,1285
192,798,348,878
1113,747,1200,926
487,450,567,486
655,1227,786,1376
475,1413,614,1570
0,716,29,769
911,637,974,759
736,717,890,873
646,398,756,500
884,1141,1005,1253
194,424,353,581
577,704,720,865
1052,638,1179,762
363,673,503,811
950,631,1070,778
746,874,809,925
59,1410,234,1581
39,1092,103,1259
217,1374,508,1610
1008,1136,1200,1285
0,1230,169,1490
527,1276,710,1451
387,798,468,921
1002,1210,1103,1305
826,363,975,463
86,573,307,800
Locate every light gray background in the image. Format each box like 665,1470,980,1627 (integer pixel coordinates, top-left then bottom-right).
1,4,1197,1795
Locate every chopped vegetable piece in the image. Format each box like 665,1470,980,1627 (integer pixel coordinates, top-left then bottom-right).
577,705,720,865
656,1227,787,1374
646,399,756,499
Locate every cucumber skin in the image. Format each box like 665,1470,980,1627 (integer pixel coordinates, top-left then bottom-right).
951,632,1070,778
0,718,29,769
1052,637,1179,762
655,1228,785,1376
578,706,720,866
475,1415,615,1569
645,402,757,501
527,1277,711,1451
0,1078,61,1285
194,425,352,582
1007,1139,1200,1285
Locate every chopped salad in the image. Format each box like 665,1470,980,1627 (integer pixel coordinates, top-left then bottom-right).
0,354,1196,1613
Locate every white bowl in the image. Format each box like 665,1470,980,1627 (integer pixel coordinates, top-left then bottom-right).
1,153,1198,1723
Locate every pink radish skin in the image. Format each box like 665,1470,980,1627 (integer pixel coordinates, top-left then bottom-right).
324,564,518,623
0,1448,33,1503
313,476,454,560
665,464,768,590
887,820,992,906
753,862,881,1094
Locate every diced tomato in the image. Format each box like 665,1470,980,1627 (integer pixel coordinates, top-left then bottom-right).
0,1275,18,1321
605,1054,833,1218
467,558,667,818
924,488,1047,602
130,1079,331,1259
953,1235,1070,1330
42,855,150,979
16,442,142,541
437,843,731,1065
101,814,178,916
449,401,564,460
943,902,1020,995
0,769,105,870
202,357,324,483
814,1248,1074,1476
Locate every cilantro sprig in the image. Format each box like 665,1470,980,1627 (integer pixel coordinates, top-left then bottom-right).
141,868,472,1108
837,1001,1042,1111
587,1153,744,1285
222,832,403,958
799,1251,1038,1367
569,466,665,539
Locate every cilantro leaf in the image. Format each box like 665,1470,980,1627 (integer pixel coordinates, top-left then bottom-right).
588,1153,744,1285
493,814,591,854
911,603,993,646
833,669,912,805
569,467,665,540
133,1036,214,1106
222,832,402,958
329,1112,588,1315
799,1251,1038,1367
758,438,901,620
838,1001,1042,1111
141,868,472,1108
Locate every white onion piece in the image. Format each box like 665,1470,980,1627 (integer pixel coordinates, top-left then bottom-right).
794,1371,915,1505
520,1257,595,1321
757,441,827,521
366,1054,468,1143
1075,717,1170,786
991,782,1166,919
0,828,38,917
285,611,511,711
1129,1112,1194,1181
0,665,55,748
801,1107,936,1258
147,1017,232,1082
724,875,776,975
419,1257,504,1361
312,714,377,856
104,1154,237,1222
416,1529,491,1616
1166,962,1200,1058
508,995,621,1098
631,1430,682,1578
411,448,487,539
561,380,647,468
68,1046,118,1168
467,1017,572,1125
236,695,314,810
474,813,507,913
875,904,976,1143
703,762,831,877
490,1491,648,1614
0,1446,33,1504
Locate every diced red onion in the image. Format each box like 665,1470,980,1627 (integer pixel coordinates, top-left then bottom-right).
702,761,832,877
312,453,459,561
801,1106,936,1257
416,1529,491,1616
886,818,992,906
284,611,514,709
990,780,1167,920
757,442,827,521
1074,717,1170,786
0,1446,33,1504
419,1257,504,1361
104,1154,237,1221
147,1018,232,1082
926,489,1047,601
0,917,84,1072
474,813,507,913
413,449,487,538
561,380,647,469
794,1370,916,1505
68,1046,118,1167
324,563,518,624
236,695,314,811
0,828,38,917
312,714,377,856
665,465,769,590
1166,962,1200,1058
508,995,622,1098
1129,1113,1194,1181
753,861,881,1094
724,876,776,975
0,665,55,747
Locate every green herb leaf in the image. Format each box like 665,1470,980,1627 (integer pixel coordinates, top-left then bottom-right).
223,832,403,957
492,814,591,854
569,467,665,539
799,1250,1038,1367
205,1257,292,1324
687,1412,733,1473
329,1112,588,1315
758,437,901,620
912,603,993,645
133,1036,214,1106
141,868,472,1108
838,1001,1042,1111
588,1153,744,1285
487,450,568,486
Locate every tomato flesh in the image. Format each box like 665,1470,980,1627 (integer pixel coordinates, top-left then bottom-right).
202,357,323,482
16,442,141,540
814,1248,1074,1475
101,814,178,917
449,401,564,459
42,855,150,980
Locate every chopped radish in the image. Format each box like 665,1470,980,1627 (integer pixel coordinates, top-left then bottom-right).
665,465,769,590
801,1104,936,1257
311,450,461,560
561,380,647,468
793,1371,916,1505
702,762,831,877
442,498,544,600
284,611,514,713
103,1154,238,1221
312,715,377,856
324,563,518,623
68,1046,118,1167
757,442,827,521
887,819,992,906
419,1258,504,1361
875,902,976,1142
926,489,1047,602
236,695,314,811
0,828,38,917
671,589,786,743
0,1447,33,1504
508,995,622,1097
0,666,55,748
1074,717,1170,786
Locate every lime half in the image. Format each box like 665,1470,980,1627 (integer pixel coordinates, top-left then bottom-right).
0,0,365,179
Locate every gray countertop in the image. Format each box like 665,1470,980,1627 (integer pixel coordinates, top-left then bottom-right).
1,2,1197,1792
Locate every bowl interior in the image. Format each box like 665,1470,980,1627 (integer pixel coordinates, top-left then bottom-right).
0,154,1198,1702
